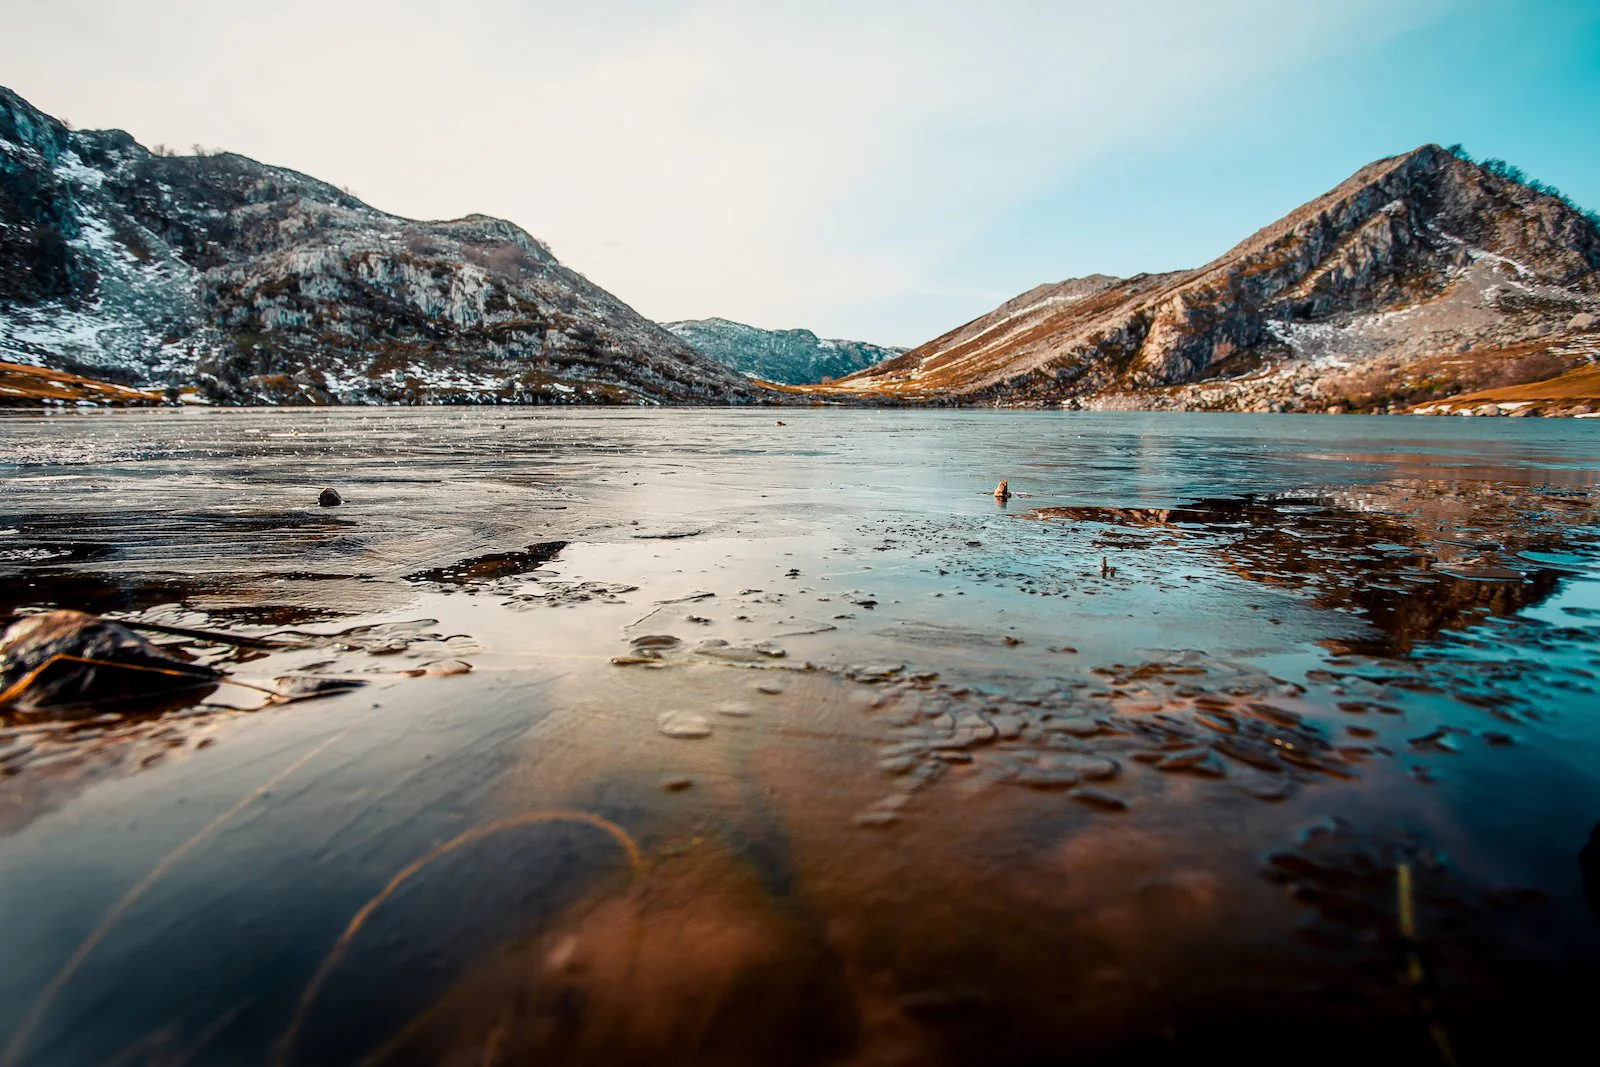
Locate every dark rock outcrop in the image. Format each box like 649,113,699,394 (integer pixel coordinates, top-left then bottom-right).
0,609,219,715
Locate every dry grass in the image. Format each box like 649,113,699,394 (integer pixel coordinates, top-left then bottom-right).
1438,362,1600,404
0,362,163,406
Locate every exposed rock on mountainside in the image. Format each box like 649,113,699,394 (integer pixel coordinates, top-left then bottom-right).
0,85,757,405
831,146,1600,414
663,317,904,385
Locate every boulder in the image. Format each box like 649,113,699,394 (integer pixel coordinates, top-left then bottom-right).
0,610,219,716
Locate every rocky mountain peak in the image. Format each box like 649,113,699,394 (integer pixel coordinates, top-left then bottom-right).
664,318,905,385
1,84,757,406
833,144,1600,413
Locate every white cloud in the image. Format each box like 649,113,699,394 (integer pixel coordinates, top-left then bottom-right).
2,0,1441,343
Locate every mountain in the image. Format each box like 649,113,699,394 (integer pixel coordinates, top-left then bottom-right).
0,85,759,406
835,146,1600,415
663,317,904,385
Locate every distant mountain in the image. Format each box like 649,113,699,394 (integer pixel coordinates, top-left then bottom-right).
834,146,1600,415
663,317,904,385
0,85,759,406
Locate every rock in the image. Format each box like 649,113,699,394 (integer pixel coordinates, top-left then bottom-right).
1013,760,1079,788
1245,777,1297,801
630,635,681,650
0,610,219,716
659,775,695,791
268,675,367,701
657,711,712,739
994,480,1011,501
1069,787,1128,811
413,659,472,677
987,713,1025,739
1156,748,1227,776
938,713,998,749
878,753,923,775
1569,311,1598,331
1054,753,1120,780
318,487,344,507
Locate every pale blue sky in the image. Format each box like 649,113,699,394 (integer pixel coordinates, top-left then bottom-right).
1,0,1594,346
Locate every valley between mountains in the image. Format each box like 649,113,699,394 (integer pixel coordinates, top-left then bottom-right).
4,84,1597,415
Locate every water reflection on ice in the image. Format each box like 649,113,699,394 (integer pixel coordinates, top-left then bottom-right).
1,409,1598,1066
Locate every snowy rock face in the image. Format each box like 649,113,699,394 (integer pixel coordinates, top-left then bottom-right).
0,86,758,405
840,147,1600,412
663,318,904,385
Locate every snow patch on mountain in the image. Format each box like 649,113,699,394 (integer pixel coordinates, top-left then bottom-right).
1,84,757,406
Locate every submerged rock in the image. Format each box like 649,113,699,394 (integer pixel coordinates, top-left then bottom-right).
408,659,473,677
657,711,712,739
0,610,219,717
269,676,367,700
631,635,682,650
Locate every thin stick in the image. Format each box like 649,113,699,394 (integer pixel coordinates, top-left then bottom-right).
1395,861,1457,1067
1397,862,1416,938
110,620,304,650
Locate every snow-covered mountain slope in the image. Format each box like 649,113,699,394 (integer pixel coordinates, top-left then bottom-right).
0,85,760,405
663,317,903,385
831,146,1600,414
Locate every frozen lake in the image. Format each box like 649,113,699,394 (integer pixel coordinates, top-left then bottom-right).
2,407,1599,1065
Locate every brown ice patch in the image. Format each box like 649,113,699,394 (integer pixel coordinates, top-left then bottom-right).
348,837,860,1067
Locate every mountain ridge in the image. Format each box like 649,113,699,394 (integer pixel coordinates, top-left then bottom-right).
7,89,1598,415
0,84,760,406
663,317,904,385
830,145,1600,415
